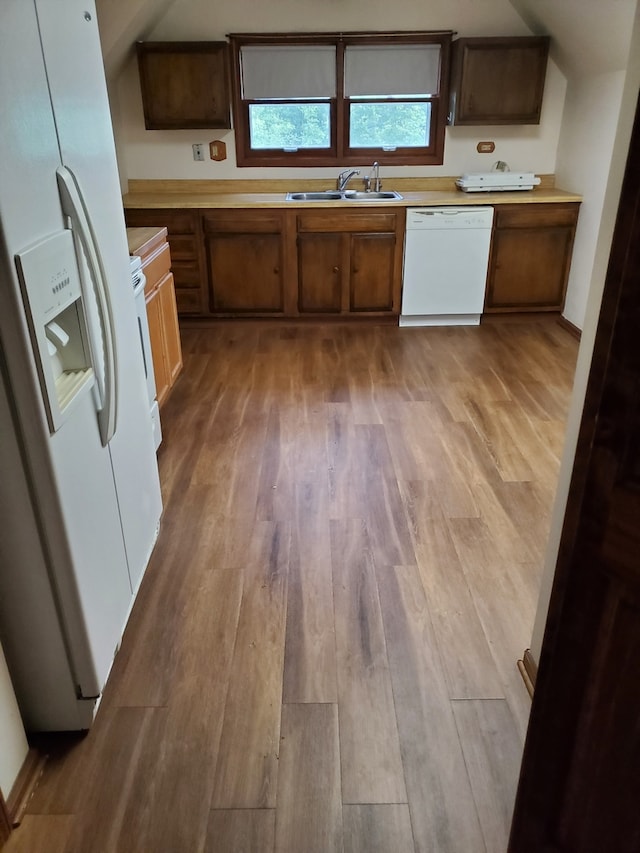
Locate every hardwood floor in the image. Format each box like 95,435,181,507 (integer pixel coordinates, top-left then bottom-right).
6,318,578,853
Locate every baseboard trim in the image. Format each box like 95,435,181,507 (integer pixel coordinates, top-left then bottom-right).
6,749,46,827
517,648,538,699
557,315,582,340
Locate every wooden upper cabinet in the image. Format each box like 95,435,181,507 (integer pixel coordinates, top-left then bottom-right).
136,41,231,129
449,36,550,125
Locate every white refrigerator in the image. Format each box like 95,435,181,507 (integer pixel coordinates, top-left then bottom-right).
0,0,163,731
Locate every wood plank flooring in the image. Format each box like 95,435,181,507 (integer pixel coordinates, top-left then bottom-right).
7,318,578,853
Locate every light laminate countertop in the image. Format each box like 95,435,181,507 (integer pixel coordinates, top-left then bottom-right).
122,187,582,210
123,175,582,210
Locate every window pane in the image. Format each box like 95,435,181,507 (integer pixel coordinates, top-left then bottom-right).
249,103,331,150
349,101,432,149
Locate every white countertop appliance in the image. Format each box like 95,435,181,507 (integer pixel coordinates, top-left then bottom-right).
0,0,162,731
456,172,541,192
400,207,494,326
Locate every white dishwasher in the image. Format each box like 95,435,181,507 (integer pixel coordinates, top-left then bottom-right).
400,206,494,326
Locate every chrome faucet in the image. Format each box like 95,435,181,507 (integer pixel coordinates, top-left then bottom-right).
364,161,381,193
337,168,360,191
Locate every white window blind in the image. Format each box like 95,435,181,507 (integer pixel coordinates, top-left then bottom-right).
344,44,441,97
240,45,336,100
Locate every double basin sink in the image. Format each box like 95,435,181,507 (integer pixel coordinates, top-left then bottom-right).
286,190,403,202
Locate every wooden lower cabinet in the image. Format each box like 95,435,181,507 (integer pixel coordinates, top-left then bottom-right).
127,226,183,406
298,233,343,313
146,271,182,405
125,201,578,320
296,210,402,317
202,211,286,315
350,233,396,312
125,208,206,316
485,203,580,312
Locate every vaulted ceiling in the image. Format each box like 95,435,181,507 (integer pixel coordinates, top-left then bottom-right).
96,0,175,78
508,0,637,77
96,0,638,81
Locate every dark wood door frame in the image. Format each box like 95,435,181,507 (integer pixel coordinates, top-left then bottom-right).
508,90,640,851
0,790,11,848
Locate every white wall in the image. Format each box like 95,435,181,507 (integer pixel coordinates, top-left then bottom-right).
529,5,640,667
556,71,626,329
0,643,28,799
113,0,567,184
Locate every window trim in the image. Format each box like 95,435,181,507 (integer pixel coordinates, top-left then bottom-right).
228,32,452,168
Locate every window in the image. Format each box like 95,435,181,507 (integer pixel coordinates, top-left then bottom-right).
228,32,452,167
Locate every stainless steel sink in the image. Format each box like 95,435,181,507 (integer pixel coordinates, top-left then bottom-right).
285,190,403,201
286,191,344,201
344,191,403,201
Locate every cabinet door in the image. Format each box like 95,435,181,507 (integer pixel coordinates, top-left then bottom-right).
158,272,183,386
297,233,343,313
350,233,396,312
206,232,284,313
487,226,575,310
450,37,549,125
137,42,230,129
146,288,169,406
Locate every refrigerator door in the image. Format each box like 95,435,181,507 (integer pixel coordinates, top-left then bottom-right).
35,0,163,595
0,0,134,719
0,0,161,728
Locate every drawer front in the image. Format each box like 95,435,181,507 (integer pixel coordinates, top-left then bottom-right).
142,242,171,294
202,212,284,234
124,208,198,234
297,211,398,233
168,234,199,261
175,287,203,314
171,260,203,287
495,203,580,229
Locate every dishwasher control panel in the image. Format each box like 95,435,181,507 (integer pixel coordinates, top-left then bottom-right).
406,207,494,230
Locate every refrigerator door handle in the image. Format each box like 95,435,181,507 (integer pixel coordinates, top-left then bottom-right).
56,165,117,445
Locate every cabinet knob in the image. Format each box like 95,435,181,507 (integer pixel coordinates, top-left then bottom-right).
273,267,279,274
333,266,339,273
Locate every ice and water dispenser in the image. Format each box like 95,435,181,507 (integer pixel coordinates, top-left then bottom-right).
15,230,96,432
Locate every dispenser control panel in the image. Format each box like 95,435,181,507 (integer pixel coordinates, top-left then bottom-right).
15,230,95,432
16,230,83,321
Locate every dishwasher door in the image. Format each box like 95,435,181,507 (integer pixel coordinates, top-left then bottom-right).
400,206,494,326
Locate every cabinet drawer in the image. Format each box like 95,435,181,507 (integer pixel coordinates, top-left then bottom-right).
202,212,283,233
125,208,199,235
175,288,203,314
142,242,171,294
494,204,580,229
297,211,398,233
167,234,199,261
171,259,202,287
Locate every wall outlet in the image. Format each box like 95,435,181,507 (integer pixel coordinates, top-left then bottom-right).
192,143,206,161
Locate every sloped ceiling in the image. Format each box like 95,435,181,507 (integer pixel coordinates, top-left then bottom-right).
96,0,638,81
96,0,177,78
509,0,637,77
